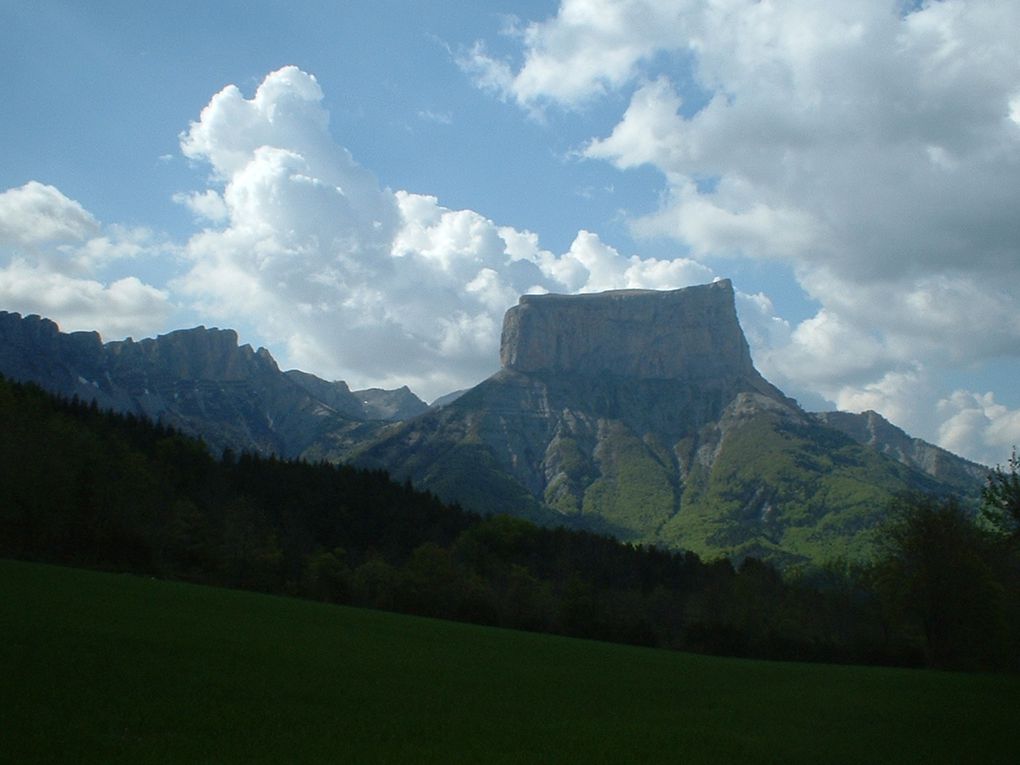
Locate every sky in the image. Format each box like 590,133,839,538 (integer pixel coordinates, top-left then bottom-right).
1,0,1019,466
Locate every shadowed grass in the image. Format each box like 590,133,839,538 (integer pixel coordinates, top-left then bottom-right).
1,558,1016,763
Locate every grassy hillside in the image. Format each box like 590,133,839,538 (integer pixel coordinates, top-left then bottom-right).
2,559,1016,764
663,406,948,564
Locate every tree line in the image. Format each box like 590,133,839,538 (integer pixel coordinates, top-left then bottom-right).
1,375,1017,671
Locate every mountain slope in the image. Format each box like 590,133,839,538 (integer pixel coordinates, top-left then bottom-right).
659,393,949,563
344,281,984,564
813,409,988,493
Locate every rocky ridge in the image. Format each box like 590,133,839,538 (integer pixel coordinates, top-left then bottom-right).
0,311,424,457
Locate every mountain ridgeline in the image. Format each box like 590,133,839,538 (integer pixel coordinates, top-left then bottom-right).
0,310,427,459
0,282,987,565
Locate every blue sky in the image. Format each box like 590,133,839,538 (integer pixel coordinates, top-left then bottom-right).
2,0,1019,466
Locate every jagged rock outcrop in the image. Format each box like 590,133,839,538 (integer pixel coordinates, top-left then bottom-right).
283,372,427,421
284,370,368,419
347,282,983,565
0,311,415,457
105,327,277,381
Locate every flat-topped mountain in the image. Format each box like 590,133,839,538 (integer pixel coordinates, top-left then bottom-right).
501,281,759,382
347,282,985,565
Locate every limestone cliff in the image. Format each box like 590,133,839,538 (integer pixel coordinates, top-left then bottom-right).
500,280,758,383
0,312,106,403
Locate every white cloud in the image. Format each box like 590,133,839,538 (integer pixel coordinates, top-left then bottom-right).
173,190,228,222
0,181,99,249
0,258,170,338
470,0,1020,461
777,309,892,390
832,369,932,437
461,1,694,109
457,41,517,102
180,66,330,180
416,109,453,126
173,66,715,400
528,228,712,294
68,225,164,271
622,255,713,291
632,177,823,262
555,230,627,292
584,76,689,170
796,271,1020,366
937,391,1020,468
734,290,792,370
0,182,173,339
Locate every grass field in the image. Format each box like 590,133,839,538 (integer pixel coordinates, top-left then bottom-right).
2,558,1017,763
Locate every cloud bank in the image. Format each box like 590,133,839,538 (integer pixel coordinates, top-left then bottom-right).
171,66,712,398
463,0,1020,465
0,181,171,338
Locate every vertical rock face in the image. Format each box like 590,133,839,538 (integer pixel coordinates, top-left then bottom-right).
0,311,105,399
358,280,790,534
104,327,280,384
500,280,756,382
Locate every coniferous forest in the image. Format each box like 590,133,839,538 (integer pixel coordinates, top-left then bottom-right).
2,375,1017,671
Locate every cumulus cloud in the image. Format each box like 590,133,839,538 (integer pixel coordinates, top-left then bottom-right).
0,181,172,338
0,181,99,248
459,1,693,109
173,190,228,222
468,0,1020,462
0,260,170,338
532,229,712,293
937,391,1020,469
174,66,714,400
4,25,1015,466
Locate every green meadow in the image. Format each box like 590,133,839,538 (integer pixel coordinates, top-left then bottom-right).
2,558,1016,764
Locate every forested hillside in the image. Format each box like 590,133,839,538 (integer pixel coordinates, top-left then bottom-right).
1,376,1016,670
